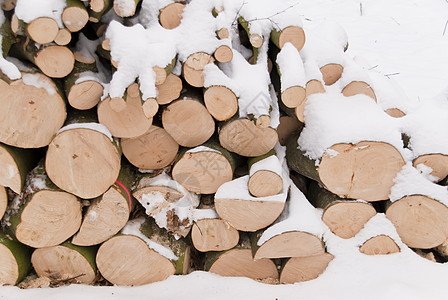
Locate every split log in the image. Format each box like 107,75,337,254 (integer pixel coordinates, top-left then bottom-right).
11,38,75,78
159,2,185,30
307,181,376,239
156,73,182,105
71,164,135,246
31,242,98,285
62,0,89,32
182,52,214,88
0,143,39,194
359,235,400,255
98,83,153,138
215,175,287,232
219,118,278,157
45,111,121,199
132,172,199,237
191,217,239,252
271,26,306,51
287,133,405,201
96,217,190,286
162,97,215,147
413,154,448,183
248,152,283,198
280,253,333,284
12,16,59,44
386,195,448,249
0,232,31,285
205,235,278,281
113,0,142,17
6,164,82,248
0,70,66,148
172,142,237,194
203,85,238,121
121,125,179,170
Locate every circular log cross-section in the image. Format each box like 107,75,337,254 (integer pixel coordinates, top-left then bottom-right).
159,3,185,30
320,63,343,86
209,249,278,281
46,128,121,199
191,219,239,252
248,170,283,198
35,46,75,78
15,190,82,248
54,28,72,46
162,99,215,147
386,195,448,249
273,26,306,51
32,245,97,284
173,150,233,194
204,86,238,121
322,201,377,239
96,235,175,286
68,80,103,110
342,81,377,101
280,253,334,284
214,45,233,63
182,52,214,88
0,73,66,148
281,86,305,109
156,73,182,105
277,116,301,146
318,141,405,201
122,125,179,170
62,5,89,32
28,17,59,44
219,118,278,157
72,186,131,246
359,235,400,255
254,231,324,260
413,154,448,183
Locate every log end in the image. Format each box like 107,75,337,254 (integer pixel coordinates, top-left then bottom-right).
191,219,239,252
68,80,103,110
359,235,400,255
280,253,333,284
320,63,343,86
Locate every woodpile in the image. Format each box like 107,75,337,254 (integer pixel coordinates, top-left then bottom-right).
0,0,447,289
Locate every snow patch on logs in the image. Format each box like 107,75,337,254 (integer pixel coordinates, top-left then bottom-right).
276,42,306,91
121,218,178,261
57,122,113,142
15,0,65,27
21,73,56,95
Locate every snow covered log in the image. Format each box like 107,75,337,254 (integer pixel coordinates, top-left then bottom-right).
191,217,239,252
247,152,284,198
45,110,121,199
31,242,98,285
159,2,185,30
71,164,135,246
0,231,31,285
156,73,183,105
11,14,59,45
307,181,376,239
182,52,214,88
96,217,190,286
280,253,333,284
6,164,82,248
359,235,400,255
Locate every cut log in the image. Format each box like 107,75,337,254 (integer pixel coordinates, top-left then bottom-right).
0,143,39,194
386,195,448,249
7,164,82,248
248,153,283,198
277,115,301,146
1,0,16,11
62,0,89,32
159,3,185,30
142,98,159,119
182,52,214,88
121,125,179,170
359,235,400,255
0,232,31,286
162,98,215,147
15,17,59,44
153,57,176,86
72,164,135,246
307,181,376,239
215,175,287,232
96,217,190,286
31,242,98,285
214,45,233,63
385,108,405,118
89,1,113,23
90,0,111,13
271,26,306,51
238,17,263,48
45,112,121,199
156,73,182,105
342,81,377,101
287,134,405,201
191,218,239,252
413,154,448,183
0,71,66,148
113,0,142,17
205,235,278,281
320,63,343,86
0,186,6,220
219,118,278,157
172,142,237,194
203,86,238,121
54,28,72,46
280,253,334,284
98,83,153,138
294,80,326,122
281,86,305,109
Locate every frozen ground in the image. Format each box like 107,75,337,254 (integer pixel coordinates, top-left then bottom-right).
2,0,448,299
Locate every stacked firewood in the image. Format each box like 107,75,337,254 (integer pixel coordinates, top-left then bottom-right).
0,0,447,288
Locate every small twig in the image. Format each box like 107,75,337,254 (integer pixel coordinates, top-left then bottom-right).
443,19,448,36
232,2,247,27
385,72,400,78
360,2,363,16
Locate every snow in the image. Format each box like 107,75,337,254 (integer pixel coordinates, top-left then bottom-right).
249,154,283,178
192,208,219,221
0,38,21,80
15,0,65,27
57,123,113,142
22,73,56,95
186,146,221,155
276,42,306,91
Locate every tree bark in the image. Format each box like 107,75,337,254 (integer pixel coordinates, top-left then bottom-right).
0,231,31,285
